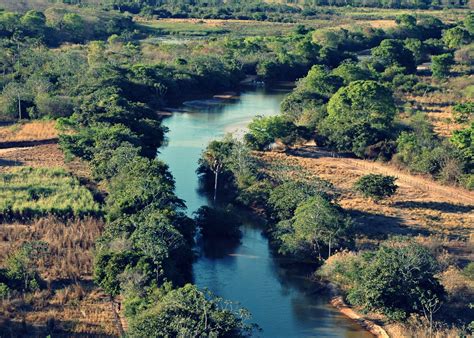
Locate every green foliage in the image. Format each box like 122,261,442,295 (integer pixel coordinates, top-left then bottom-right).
371,39,416,73
332,61,372,85
450,122,473,164
322,80,396,157
268,179,337,221
105,157,182,221
431,53,454,79
127,284,256,337
354,174,398,201
463,262,474,280
0,167,100,220
245,115,301,150
452,102,474,124
442,27,471,49
275,196,351,260
344,242,445,320
3,241,48,292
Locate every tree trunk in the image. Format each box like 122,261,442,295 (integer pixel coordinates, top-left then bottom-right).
213,171,218,202
18,93,21,121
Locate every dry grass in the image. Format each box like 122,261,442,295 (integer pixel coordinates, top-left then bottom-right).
260,147,474,240
0,121,58,143
0,217,118,335
0,217,104,280
0,282,120,336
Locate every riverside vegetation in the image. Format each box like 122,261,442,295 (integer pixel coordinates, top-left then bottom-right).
0,0,472,337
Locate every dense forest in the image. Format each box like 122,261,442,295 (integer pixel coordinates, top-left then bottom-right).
0,1,472,337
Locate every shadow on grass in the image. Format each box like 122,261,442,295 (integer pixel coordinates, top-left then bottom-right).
0,158,21,167
348,209,430,241
0,317,114,337
393,201,473,213
0,138,58,149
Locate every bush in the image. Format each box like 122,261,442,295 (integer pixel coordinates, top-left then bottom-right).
127,284,256,337
245,115,301,150
354,174,398,201
330,241,445,320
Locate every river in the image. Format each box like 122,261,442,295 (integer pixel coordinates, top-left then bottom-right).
159,85,372,338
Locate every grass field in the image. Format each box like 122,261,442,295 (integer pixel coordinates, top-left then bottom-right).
0,167,100,220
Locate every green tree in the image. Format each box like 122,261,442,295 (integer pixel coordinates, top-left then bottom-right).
346,242,445,320
268,179,337,221
20,10,46,36
371,39,416,73
452,102,474,124
404,38,425,64
395,14,416,28
450,122,473,163
464,13,474,35
106,157,183,221
354,174,398,201
332,61,372,85
245,115,300,150
6,241,48,292
322,80,396,156
199,138,235,201
442,27,471,49
194,206,241,239
431,53,454,79
277,196,351,259
128,284,255,337
131,211,186,283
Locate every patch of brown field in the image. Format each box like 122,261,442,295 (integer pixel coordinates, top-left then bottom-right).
0,283,120,336
0,217,104,280
0,217,119,335
0,121,58,143
260,147,474,241
0,142,91,179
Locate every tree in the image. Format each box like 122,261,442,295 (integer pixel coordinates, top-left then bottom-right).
354,174,398,201
128,284,255,337
245,115,300,150
268,179,337,221
395,14,416,28
277,196,351,259
5,241,48,292
133,216,185,283
322,80,396,156
464,13,474,35
450,123,473,163
404,38,425,64
106,157,183,221
346,242,445,320
20,10,46,37
431,53,454,79
442,27,470,49
199,138,235,201
371,39,416,73
332,61,371,85
452,102,474,124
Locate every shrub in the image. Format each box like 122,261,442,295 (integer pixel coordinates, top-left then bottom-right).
245,115,301,150
354,174,398,201
339,241,445,320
